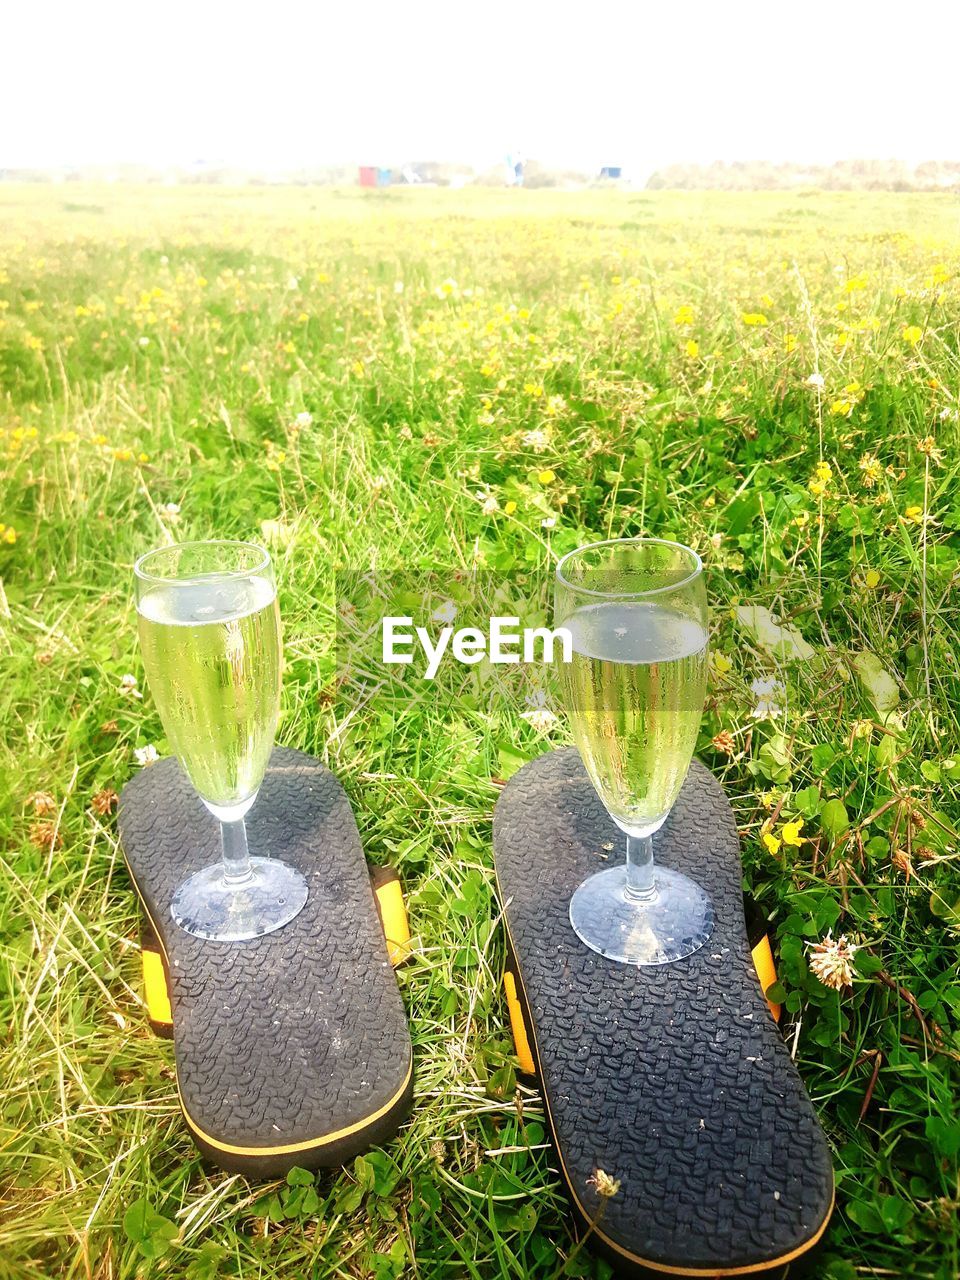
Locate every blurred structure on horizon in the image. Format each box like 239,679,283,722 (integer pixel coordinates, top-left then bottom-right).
5,157,960,191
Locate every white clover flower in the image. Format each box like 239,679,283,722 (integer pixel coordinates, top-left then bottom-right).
295,411,313,428
394,280,404,294
521,689,558,733
118,673,142,699
808,932,860,991
138,336,150,348
161,502,181,523
541,517,556,529
431,599,458,625
805,373,825,389
476,491,499,515
134,744,160,766
750,676,785,720
521,428,550,452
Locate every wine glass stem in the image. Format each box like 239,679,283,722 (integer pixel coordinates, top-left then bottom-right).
624,832,657,902
220,818,254,885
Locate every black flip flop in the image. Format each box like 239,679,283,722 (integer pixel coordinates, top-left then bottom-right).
494,748,834,1278
120,746,413,1177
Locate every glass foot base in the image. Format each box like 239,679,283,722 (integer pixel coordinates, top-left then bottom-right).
569,864,714,966
171,857,309,942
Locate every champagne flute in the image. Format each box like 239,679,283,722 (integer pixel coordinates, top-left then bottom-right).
554,537,713,965
134,540,308,942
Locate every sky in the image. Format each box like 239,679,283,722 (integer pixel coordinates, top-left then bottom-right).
4,1,958,174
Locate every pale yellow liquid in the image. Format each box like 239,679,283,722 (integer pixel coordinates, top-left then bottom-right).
137,575,281,808
562,601,707,835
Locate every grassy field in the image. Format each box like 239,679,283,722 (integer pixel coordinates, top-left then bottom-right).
1,184,959,1280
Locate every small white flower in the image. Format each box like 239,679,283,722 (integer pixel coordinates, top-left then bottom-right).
394,280,404,294
522,428,550,452
160,502,180,523
287,276,299,290
118,674,142,699
134,744,160,766
521,689,559,733
259,518,293,548
295,411,313,428
432,599,458,624
476,491,499,515
541,517,556,529
138,336,150,348
939,406,958,422
431,599,458,625
710,532,723,549
805,373,825,389
750,676,784,720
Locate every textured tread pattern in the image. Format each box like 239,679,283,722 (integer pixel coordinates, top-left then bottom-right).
119,748,412,1175
493,749,833,1275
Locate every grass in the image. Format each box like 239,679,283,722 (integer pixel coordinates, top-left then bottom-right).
1,183,958,1280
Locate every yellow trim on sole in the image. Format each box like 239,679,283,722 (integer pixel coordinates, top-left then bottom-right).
503,970,537,1075
751,935,782,1022
374,878,411,967
142,948,173,1025
178,1055,413,1157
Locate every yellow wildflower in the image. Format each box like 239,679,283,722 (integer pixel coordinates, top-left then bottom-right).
904,505,924,524
537,469,556,485
503,500,517,516
710,651,732,677
902,325,923,346
741,312,768,326
684,339,700,358
673,305,695,326
864,568,881,589
762,831,781,855
781,819,804,847
808,461,833,497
